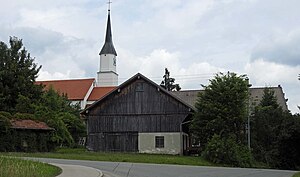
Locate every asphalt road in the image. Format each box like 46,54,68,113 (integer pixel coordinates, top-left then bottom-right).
32,158,296,177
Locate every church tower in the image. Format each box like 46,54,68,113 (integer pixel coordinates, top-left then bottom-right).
97,6,118,86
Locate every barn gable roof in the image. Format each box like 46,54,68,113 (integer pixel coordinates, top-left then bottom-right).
81,73,194,114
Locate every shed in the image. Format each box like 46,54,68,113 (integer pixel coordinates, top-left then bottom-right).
9,119,54,152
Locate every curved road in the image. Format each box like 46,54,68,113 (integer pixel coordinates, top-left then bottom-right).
32,158,296,177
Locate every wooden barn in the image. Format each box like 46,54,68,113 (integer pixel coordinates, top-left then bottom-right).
81,73,194,155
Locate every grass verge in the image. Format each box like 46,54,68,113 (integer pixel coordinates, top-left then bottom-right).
293,172,300,177
0,156,61,177
2,148,213,166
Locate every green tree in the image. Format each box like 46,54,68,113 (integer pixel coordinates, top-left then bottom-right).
0,37,43,112
160,68,181,91
15,94,35,113
277,113,300,170
34,87,85,146
251,88,284,166
251,88,300,169
0,37,85,150
191,72,249,147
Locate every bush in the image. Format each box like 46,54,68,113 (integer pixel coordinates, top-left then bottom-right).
0,115,11,133
202,134,254,167
0,115,12,151
14,113,36,120
0,112,12,119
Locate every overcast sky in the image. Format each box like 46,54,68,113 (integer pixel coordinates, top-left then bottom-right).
0,0,299,113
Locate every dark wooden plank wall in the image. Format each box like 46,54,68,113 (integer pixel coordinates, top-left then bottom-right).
87,79,191,133
89,80,190,116
88,132,138,152
88,114,187,133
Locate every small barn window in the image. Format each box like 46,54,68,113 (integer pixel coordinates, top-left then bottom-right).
155,136,164,148
135,82,144,92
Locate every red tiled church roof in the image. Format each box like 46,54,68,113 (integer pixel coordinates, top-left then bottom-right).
36,78,95,100
11,119,53,130
88,87,116,101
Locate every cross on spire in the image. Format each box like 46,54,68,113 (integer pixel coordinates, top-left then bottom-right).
107,0,112,12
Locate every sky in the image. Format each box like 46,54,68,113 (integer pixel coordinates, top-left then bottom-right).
0,0,299,113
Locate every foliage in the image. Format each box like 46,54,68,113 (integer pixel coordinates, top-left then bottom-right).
277,114,300,170
15,94,35,113
293,172,300,177
0,37,43,113
14,113,36,120
251,88,283,164
0,37,85,151
0,115,11,133
191,72,249,147
202,134,253,167
251,87,300,170
0,115,12,151
34,87,85,147
160,68,181,91
0,156,61,177
0,111,12,119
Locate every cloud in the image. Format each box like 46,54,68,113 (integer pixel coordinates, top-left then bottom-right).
1,0,299,113
17,7,103,39
118,48,224,89
245,59,300,113
37,70,71,81
0,26,99,79
246,59,300,85
251,30,300,66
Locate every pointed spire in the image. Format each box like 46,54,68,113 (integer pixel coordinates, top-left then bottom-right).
100,7,117,56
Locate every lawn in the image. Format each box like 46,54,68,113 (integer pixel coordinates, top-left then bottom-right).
2,148,213,166
293,172,300,177
0,156,61,177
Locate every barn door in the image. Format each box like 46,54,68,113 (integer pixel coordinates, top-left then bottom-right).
103,132,138,152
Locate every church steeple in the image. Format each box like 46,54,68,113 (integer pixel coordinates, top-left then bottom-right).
99,10,117,56
97,2,118,87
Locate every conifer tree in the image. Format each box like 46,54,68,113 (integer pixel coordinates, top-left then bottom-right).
160,68,181,91
251,88,284,165
0,37,42,112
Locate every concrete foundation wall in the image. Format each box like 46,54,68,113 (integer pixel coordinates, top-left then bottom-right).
138,132,181,155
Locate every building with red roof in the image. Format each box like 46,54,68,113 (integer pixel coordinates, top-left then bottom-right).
87,87,115,101
36,78,96,109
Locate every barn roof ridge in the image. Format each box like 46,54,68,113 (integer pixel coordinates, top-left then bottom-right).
81,73,195,115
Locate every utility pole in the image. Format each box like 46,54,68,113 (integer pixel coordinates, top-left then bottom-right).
246,77,252,149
